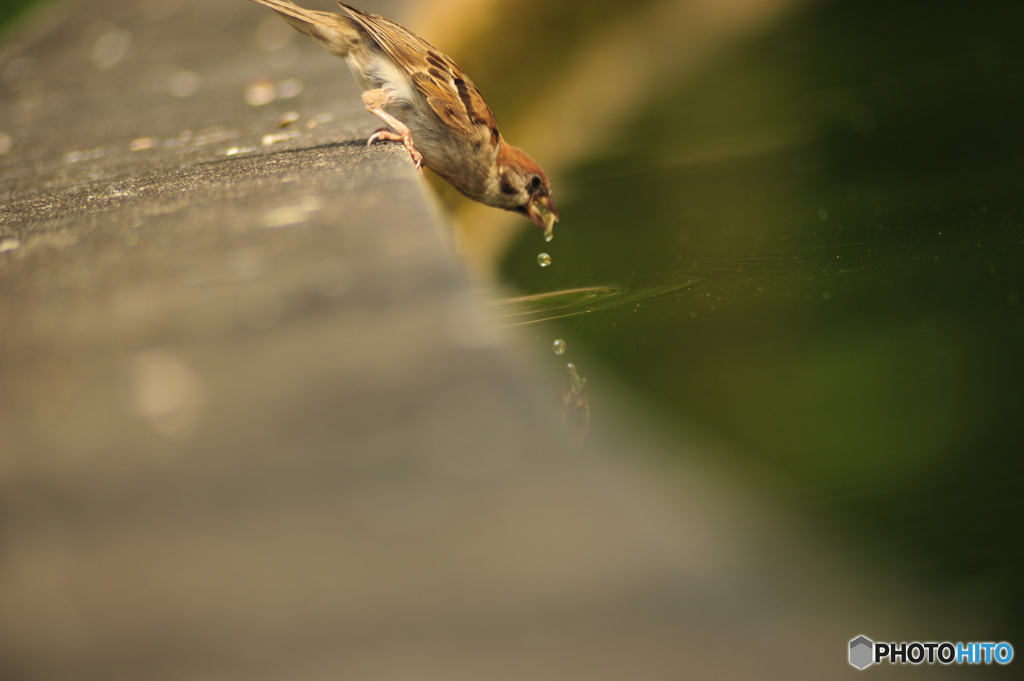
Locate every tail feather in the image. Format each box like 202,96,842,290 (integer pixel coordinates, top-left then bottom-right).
247,0,357,56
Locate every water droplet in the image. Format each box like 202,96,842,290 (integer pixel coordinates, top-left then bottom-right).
559,361,590,437
565,363,585,393
818,208,829,220
544,230,554,243
552,339,566,355
537,253,551,267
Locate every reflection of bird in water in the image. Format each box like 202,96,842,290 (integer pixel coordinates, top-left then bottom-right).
560,363,590,440
245,0,559,237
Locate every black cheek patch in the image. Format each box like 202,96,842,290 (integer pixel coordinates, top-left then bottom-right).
500,175,518,195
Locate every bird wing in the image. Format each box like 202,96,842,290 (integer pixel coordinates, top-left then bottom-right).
337,2,498,142
248,0,357,55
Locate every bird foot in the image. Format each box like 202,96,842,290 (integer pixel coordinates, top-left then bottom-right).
367,128,423,171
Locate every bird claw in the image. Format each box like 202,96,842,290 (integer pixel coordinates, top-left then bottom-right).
367,128,423,172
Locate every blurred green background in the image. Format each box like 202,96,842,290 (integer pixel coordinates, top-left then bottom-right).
501,0,1024,640
0,0,38,31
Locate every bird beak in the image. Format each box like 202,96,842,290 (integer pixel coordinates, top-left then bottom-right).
527,195,559,236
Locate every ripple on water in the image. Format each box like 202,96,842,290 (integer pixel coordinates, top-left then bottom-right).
491,247,876,328
489,280,697,327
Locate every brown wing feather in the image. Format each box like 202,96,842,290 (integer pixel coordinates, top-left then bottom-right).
337,2,497,139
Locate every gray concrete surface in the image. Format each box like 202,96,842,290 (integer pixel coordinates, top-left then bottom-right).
0,1,988,679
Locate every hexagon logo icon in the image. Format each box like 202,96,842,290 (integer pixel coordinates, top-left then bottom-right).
849,636,874,669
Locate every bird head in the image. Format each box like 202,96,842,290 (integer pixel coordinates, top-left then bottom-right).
491,141,559,237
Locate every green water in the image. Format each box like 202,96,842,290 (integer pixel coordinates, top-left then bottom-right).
0,0,41,33
503,0,1024,635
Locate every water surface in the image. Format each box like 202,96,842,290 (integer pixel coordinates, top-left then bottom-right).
501,0,1024,637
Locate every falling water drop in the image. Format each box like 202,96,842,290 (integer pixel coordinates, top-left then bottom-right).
560,362,590,438
537,253,551,267
552,339,566,355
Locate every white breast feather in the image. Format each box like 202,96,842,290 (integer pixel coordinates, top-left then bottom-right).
367,55,418,106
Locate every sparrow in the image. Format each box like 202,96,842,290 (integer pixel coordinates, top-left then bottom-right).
246,0,559,237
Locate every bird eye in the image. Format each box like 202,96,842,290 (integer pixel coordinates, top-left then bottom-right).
529,175,542,191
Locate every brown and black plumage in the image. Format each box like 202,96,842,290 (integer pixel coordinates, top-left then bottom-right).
247,1,559,235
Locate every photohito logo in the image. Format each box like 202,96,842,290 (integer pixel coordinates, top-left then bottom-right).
849,635,1014,669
